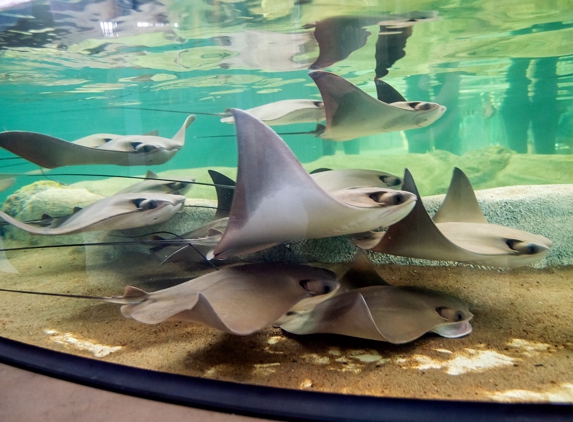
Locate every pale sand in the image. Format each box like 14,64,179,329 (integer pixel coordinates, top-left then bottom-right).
0,246,572,403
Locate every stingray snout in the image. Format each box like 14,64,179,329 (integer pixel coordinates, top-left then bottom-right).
506,238,551,255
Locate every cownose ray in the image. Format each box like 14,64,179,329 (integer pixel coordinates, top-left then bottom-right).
355,168,552,267
212,109,417,260
0,192,186,235
205,167,403,205
0,170,233,261
305,12,437,70
150,165,401,263
115,170,195,196
152,166,403,263
277,250,473,344
115,100,325,128
307,71,446,141
0,115,195,168
0,264,339,335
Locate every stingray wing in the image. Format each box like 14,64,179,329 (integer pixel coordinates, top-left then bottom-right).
72,133,122,147
213,109,365,259
280,290,390,341
208,170,235,219
171,115,195,146
370,169,472,262
309,71,407,141
433,167,488,224
361,286,452,344
0,131,152,168
308,16,372,69
374,79,406,103
339,249,389,290
121,264,338,335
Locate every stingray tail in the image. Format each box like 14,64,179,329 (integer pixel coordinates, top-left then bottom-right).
107,106,228,118
0,285,149,305
276,124,326,137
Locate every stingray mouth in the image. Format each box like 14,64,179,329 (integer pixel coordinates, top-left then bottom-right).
432,320,472,338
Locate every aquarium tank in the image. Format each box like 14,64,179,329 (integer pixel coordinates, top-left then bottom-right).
0,0,572,417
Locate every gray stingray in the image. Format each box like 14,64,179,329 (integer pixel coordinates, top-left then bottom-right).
115,170,195,196
212,109,417,260
305,12,437,70
277,251,473,344
308,71,446,141
220,100,325,126
0,264,339,335
0,192,185,235
120,100,325,128
357,168,552,267
203,168,403,209
0,116,194,168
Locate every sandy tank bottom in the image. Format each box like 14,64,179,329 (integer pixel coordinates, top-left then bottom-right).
0,246,572,404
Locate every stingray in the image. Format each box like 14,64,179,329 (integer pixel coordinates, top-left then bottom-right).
277,251,473,344
306,12,437,70
220,99,325,126
307,71,447,141
204,168,403,208
0,170,233,260
356,168,552,267
0,192,185,235
117,100,325,127
115,170,195,196
0,115,194,168
0,264,339,335
212,109,417,260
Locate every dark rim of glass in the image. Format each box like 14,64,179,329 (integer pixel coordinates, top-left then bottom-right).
0,336,571,422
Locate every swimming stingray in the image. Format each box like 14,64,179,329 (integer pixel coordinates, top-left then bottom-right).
0,115,195,168
306,71,446,141
115,170,195,196
118,100,325,127
0,264,339,335
306,12,437,70
0,192,186,235
355,168,552,267
277,251,473,344
212,109,417,260
205,167,403,207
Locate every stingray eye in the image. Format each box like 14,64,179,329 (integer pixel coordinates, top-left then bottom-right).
379,175,402,186
436,307,464,321
506,239,540,254
392,193,404,205
103,138,113,143
130,141,142,151
133,198,158,210
414,102,433,111
300,280,331,295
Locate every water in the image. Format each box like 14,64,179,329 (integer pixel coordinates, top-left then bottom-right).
0,0,572,404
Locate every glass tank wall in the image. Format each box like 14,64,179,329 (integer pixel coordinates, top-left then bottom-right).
0,0,572,404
